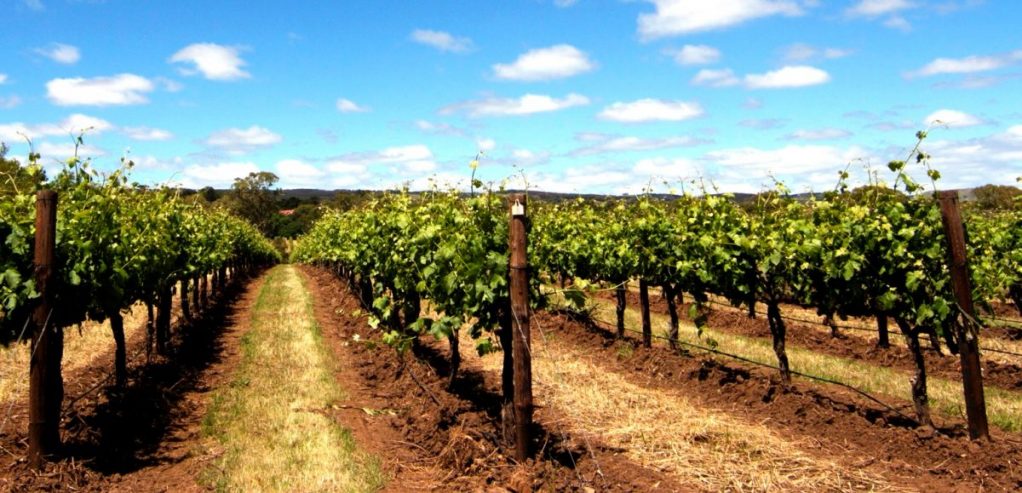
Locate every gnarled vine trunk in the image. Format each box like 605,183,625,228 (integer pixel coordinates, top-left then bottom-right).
615,283,626,338
663,283,679,348
766,301,791,384
896,318,932,426
639,279,652,348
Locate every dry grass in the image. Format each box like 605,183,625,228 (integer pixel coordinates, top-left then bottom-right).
581,295,1022,433
458,328,904,492
0,305,148,404
200,265,383,492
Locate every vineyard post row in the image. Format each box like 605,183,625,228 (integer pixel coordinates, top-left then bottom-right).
938,191,988,440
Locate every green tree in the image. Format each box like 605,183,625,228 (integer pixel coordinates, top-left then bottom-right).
224,171,280,236
973,184,1021,211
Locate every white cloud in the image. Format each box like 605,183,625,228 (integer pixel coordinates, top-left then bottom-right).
745,65,830,88
0,74,6,85
673,45,721,65
46,74,154,106
492,45,595,81
182,162,260,187
169,43,250,81
785,128,853,141
410,29,473,53
0,96,21,109
706,144,871,176
846,0,914,16
336,98,370,113
598,99,704,123
328,145,438,175
638,0,804,39
35,43,80,64
275,159,327,188
0,114,113,142
36,141,106,160
441,93,590,117
633,157,703,179
571,134,710,156
205,126,282,153
924,109,983,128
909,51,1022,77
155,77,184,92
122,126,174,141
22,0,43,11
691,68,740,87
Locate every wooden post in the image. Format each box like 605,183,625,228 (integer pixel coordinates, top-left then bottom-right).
28,190,62,469
938,190,989,440
508,194,532,462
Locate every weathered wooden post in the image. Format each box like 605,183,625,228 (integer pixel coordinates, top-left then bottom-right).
508,194,532,461
938,190,989,440
28,190,61,469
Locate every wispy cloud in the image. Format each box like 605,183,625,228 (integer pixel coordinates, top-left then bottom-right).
638,0,805,39
598,99,704,123
410,29,474,53
34,43,80,64
336,98,370,113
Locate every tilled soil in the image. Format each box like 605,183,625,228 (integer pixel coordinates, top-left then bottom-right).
0,274,264,492
300,265,686,492
534,308,1022,492
595,288,1022,391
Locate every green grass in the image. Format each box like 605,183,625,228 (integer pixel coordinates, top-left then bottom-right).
200,265,384,492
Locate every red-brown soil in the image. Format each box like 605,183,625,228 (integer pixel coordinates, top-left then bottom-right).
299,265,688,492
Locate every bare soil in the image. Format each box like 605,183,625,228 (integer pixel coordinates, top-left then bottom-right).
299,265,687,492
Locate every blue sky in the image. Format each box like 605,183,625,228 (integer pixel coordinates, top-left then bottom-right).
2,0,1020,193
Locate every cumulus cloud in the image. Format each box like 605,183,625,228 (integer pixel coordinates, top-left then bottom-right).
440,93,590,117
633,157,703,180
924,109,983,128
672,45,721,65
46,74,154,106
410,29,474,53
598,99,704,123
492,45,595,81
638,0,805,39
35,43,80,64
275,159,327,188
182,162,260,187
336,98,370,113
745,65,830,88
169,43,250,81
204,126,282,153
